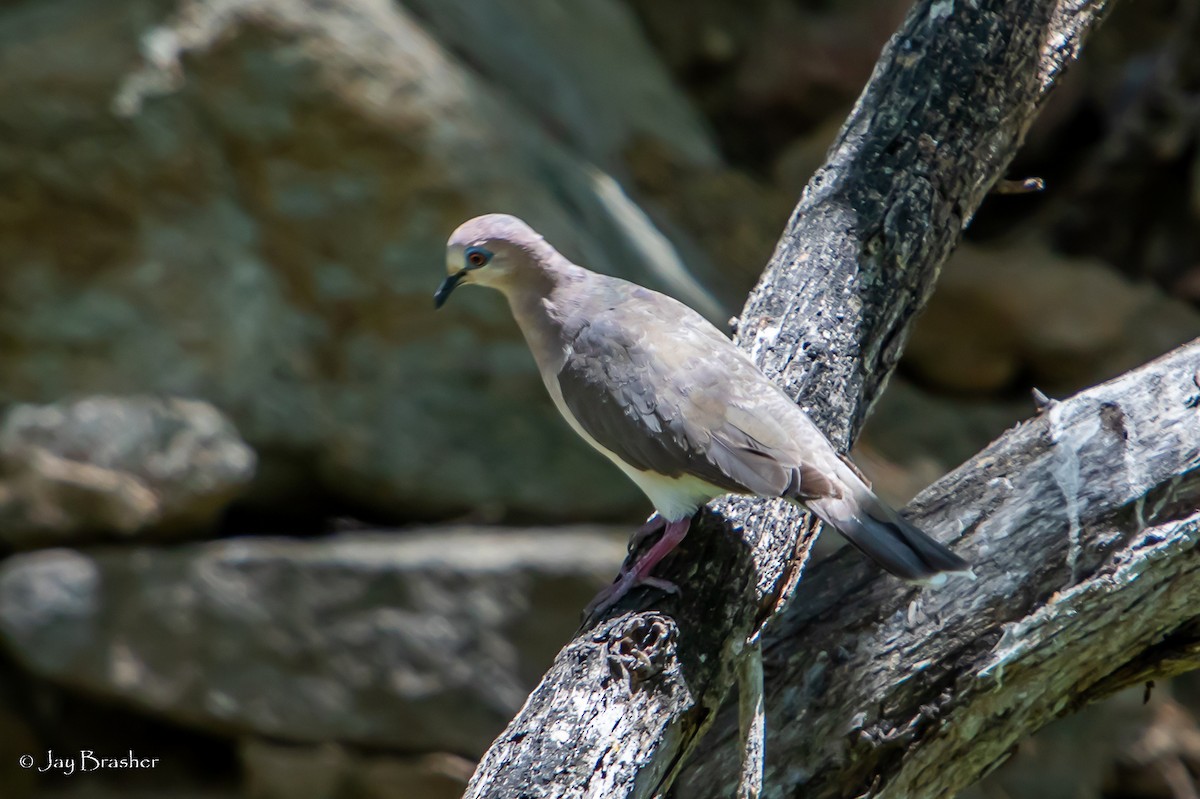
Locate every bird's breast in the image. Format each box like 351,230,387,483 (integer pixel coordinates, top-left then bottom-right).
541,370,723,520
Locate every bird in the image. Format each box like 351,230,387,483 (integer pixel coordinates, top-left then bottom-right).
435,213,970,614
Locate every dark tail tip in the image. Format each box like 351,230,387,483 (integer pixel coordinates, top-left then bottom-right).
835,507,971,582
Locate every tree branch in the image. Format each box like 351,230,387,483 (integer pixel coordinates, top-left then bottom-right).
465,0,1116,795
679,340,1200,797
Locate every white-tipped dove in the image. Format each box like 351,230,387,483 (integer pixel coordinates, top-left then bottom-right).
436,214,970,614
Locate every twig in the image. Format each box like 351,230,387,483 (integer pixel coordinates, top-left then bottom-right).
736,643,765,799
992,177,1046,194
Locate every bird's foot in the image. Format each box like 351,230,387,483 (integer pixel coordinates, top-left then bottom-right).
583,517,691,618
583,569,680,619
638,576,681,595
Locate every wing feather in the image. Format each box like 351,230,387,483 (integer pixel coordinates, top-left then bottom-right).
556,305,838,501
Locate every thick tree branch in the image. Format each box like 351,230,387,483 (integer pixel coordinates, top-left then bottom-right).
679,340,1200,798
465,0,1115,795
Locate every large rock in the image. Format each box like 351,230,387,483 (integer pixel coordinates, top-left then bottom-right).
241,739,472,799
960,687,1200,799
625,0,909,162
0,688,38,799
0,0,723,521
860,241,1200,504
0,396,255,548
399,0,719,173
904,240,1200,396
855,378,1034,502
0,527,625,755
625,137,795,296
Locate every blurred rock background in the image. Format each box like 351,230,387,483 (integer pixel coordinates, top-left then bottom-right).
0,0,1197,797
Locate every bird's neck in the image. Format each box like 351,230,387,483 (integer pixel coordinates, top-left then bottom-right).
503,260,588,375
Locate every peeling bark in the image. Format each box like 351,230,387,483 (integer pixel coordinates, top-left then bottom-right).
464,0,1119,796
680,341,1200,798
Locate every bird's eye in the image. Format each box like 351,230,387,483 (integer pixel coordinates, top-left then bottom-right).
465,247,491,268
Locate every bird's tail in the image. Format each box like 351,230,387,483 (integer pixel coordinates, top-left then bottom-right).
806,465,971,582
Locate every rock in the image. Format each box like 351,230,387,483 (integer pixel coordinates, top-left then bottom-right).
241,741,347,799
622,0,768,77
0,396,255,548
0,696,38,799
904,240,1200,396
860,240,1200,509
1036,0,1200,290
960,686,1200,799
0,0,724,522
241,739,472,799
732,0,909,130
771,114,847,195
855,378,1033,503
1113,696,1200,799
625,137,794,296
0,527,625,755
626,0,909,164
400,0,719,173
355,752,473,799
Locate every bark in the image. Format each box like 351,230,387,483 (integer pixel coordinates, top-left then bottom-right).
465,0,1118,796
679,340,1200,798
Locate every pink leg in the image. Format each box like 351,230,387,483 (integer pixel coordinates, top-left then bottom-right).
628,513,666,551
584,517,692,617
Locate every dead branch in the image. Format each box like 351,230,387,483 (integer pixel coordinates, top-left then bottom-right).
465,0,1117,795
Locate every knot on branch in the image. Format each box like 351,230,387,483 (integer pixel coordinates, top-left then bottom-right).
602,613,677,689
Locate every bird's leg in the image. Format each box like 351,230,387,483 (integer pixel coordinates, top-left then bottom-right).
584,517,691,617
628,513,666,552
625,517,690,594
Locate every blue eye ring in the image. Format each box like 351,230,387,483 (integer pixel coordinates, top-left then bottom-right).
465,246,492,268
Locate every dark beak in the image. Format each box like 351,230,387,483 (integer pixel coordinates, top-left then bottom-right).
434,270,467,309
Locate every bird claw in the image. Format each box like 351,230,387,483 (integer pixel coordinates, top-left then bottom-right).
583,570,680,618
583,517,691,619
638,576,680,595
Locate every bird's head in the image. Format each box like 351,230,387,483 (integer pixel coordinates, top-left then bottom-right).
435,214,555,308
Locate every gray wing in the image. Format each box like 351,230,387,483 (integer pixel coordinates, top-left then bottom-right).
556,294,838,500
